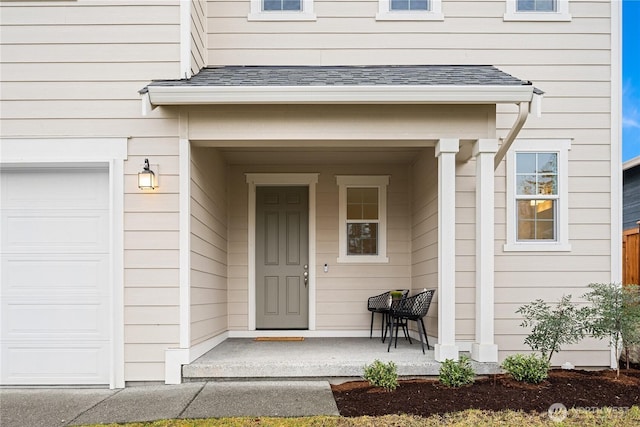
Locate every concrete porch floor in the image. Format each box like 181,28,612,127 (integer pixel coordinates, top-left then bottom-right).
182,338,501,381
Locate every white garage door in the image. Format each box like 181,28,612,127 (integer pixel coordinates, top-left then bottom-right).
1,168,111,385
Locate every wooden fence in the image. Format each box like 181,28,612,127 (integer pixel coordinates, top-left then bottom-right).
623,225,640,286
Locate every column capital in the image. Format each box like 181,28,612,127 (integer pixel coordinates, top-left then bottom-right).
473,139,499,156
435,138,460,156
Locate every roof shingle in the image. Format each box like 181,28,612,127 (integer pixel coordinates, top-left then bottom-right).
141,65,538,92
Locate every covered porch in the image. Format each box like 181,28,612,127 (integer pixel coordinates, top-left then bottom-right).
182,338,500,381
141,65,540,384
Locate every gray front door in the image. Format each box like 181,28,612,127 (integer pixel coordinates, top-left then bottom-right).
256,186,309,329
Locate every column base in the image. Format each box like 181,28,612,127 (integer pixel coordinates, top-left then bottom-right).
471,343,499,363
434,344,460,362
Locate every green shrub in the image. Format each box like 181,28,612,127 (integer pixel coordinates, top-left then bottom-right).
582,283,640,376
516,295,588,363
363,359,398,391
501,353,550,384
438,356,475,387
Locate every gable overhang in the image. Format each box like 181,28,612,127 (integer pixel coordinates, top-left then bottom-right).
142,84,536,109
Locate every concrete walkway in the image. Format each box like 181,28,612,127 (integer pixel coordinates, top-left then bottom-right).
0,381,340,427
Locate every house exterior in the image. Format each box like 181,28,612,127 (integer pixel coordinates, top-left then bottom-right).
0,0,621,388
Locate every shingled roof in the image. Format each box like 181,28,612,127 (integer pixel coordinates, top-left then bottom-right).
140,65,542,108
142,65,537,91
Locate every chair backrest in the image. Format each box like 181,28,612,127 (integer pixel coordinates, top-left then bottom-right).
395,289,436,318
367,291,390,310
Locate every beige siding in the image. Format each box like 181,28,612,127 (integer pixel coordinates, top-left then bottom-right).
191,0,207,72
190,147,229,345
0,1,183,381
410,150,439,338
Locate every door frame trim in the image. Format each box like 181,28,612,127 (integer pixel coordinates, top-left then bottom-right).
246,173,319,331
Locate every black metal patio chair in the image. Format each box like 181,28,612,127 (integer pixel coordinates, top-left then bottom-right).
387,289,436,354
367,290,408,342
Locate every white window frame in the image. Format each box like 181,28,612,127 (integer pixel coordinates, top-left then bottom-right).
504,139,571,252
248,0,316,21
376,0,444,21
504,0,571,21
337,175,389,263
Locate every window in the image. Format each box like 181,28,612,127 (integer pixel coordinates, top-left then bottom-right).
248,0,316,21
505,139,571,251
517,0,556,12
504,0,571,21
391,0,428,11
264,0,301,11
515,152,557,240
377,0,443,21
337,176,389,263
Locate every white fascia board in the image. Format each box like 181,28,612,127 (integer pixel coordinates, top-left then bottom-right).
146,85,534,106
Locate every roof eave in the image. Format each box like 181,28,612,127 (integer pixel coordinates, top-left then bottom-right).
145,84,535,106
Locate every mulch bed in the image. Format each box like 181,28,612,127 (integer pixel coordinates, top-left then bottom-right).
331,368,640,417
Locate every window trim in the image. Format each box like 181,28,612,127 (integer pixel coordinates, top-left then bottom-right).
337,175,389,263
248,0,316,21
376,0,444,21
504,139,572,252
504,0,571,22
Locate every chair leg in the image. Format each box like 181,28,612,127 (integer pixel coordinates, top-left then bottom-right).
417,319,426,354
387,316,395,352
380,312,386,343
404,320,412,344
394,318,401,349
420,318,430,350
369,312,374,339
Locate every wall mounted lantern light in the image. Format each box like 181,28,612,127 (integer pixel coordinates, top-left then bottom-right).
138,158,157,190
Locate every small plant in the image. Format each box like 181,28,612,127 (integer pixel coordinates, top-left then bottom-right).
390,290,403,300
582,283,640,377
363,359,398,391
438,356,475,387
517,295,588,363
501,353,550,384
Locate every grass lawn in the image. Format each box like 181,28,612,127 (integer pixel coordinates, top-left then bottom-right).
81,406,640,426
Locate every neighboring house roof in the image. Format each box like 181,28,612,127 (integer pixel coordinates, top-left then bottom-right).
623,155,640,171
140,65,542,107
623,155,640,230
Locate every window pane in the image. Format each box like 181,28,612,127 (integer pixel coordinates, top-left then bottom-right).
263,0,281,10
517,174,537,195
516,153,536,174
347,223,378,255
538,174,557,195
391,0,409,10
283,0,301,10
409,0,428,10
537,153,557,173
517,200,556,241
361,188,378,203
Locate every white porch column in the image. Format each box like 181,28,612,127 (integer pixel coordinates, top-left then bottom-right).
471,139,499,362
434,138,460,362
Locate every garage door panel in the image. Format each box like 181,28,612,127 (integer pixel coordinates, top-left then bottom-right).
0,168,111,385
2,256,108,294
1,169,108,210
3,212,108,253
3,301,109,339
1,342,109,385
